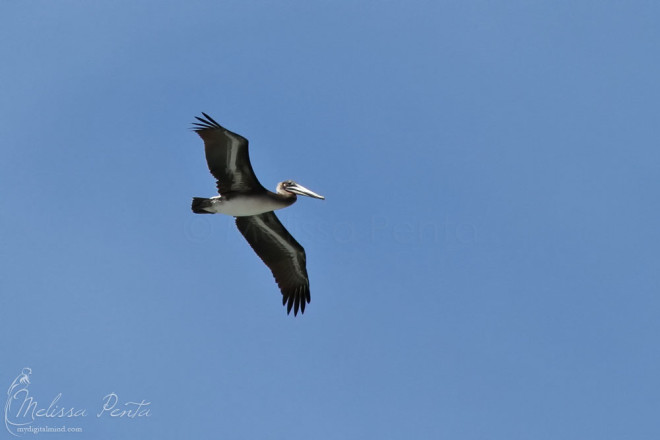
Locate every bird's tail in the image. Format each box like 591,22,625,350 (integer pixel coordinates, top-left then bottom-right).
191,197,214,214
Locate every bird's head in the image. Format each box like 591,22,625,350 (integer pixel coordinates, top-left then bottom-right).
277,180,325,200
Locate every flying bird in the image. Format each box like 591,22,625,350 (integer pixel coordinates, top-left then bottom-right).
190,113,325,316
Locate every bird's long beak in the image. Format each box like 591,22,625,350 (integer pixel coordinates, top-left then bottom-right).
288,183,325,200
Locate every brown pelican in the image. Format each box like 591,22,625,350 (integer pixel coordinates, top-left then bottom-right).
190,113,324,316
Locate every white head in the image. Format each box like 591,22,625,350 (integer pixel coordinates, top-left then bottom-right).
276,180,325,199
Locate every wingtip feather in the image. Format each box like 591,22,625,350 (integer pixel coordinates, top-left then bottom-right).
191,113,222,131
201,112,221,126
282,285,310,316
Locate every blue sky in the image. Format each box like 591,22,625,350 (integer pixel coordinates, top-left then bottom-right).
1,1,659,438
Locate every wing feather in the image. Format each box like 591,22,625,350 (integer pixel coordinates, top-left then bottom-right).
192,113,266,194
235,212,311,316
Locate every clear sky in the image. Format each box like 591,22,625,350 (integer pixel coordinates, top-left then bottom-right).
1,1,659,439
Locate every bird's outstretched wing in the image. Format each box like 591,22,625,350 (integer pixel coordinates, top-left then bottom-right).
235,212,311,316
192,113,267,194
